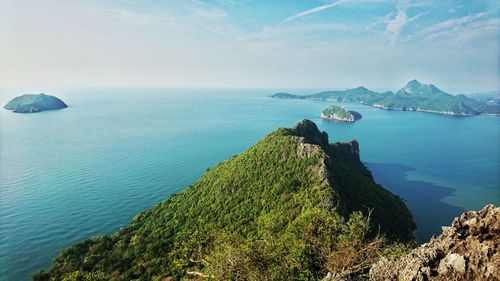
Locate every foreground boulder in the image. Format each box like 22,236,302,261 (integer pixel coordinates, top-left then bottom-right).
370,204,499,281
4,93,67,113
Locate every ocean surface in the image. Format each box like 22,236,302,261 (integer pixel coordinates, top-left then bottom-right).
1,89,499,281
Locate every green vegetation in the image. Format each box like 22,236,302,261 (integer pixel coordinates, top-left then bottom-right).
34,120,415,281
271,80,500,116
321,106,362,122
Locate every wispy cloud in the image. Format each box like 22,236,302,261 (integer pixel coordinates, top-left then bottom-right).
283,0,348,23
386,0,427,43
192,7,228,20
418,12,490,38
365,12,393,32
1,0,498,91
187,0,229,21
259,22,354,39
247,0,351,45
418,13,497,44
101,9,177,27
386,8,408,38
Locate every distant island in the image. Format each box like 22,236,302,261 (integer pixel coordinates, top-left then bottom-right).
271,80,500,116
321,105,362,122
4,93,67,113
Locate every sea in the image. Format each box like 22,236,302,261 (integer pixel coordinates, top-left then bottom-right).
1,88,499,281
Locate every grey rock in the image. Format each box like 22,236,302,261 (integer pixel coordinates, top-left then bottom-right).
292,119,329,148
369,204,499,281
438,253,466,275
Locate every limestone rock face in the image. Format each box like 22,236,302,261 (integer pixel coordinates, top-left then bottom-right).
369,204,499,281
4,93,67,113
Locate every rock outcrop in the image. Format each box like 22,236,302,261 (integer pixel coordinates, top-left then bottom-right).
4,93,67,113
370,204,499,281
292,119,330,148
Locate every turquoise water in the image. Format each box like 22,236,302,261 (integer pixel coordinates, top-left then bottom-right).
1,89,499,281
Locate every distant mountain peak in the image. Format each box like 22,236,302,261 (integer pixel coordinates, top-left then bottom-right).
398,80,447,96
402,80,426,93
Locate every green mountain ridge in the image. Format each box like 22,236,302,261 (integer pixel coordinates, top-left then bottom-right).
34,120,415,281
271,80,500,116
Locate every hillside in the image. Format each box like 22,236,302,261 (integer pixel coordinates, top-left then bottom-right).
33,120,415,281
270,80,500,116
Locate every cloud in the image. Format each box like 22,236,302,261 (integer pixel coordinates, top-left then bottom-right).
256,0,350,40
386,0,427,43
180,1,239,41
101,9,177,27
257,22,354,41
216,0,239,5
418,12,490,37
419,14,498,44
365,12,393,32
386,8,408,38
192,7,228,20
283,0,348,23
1,0,498,91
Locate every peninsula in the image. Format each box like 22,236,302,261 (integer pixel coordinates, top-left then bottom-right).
271,80,500,116
4,93,67,113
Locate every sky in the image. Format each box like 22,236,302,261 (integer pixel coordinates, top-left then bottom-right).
0,0,499,92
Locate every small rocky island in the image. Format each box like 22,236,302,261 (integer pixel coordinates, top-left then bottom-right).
321,105,362,122
4,93,67,113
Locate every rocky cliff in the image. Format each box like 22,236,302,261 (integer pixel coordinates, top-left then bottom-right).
369,204,499,281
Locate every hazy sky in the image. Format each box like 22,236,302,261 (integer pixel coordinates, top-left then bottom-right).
0,0,499,92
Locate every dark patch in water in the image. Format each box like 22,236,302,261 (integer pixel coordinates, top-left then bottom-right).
367,162,465,243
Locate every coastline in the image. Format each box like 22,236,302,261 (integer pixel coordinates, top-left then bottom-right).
320,113,357,122
277,97,498,117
